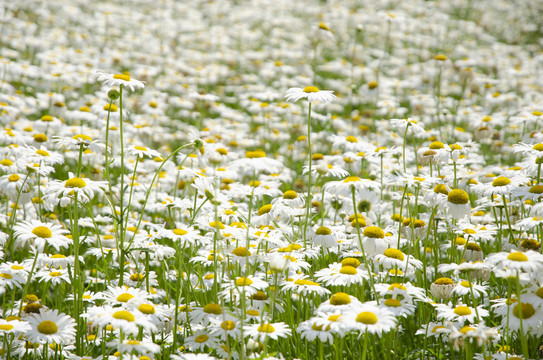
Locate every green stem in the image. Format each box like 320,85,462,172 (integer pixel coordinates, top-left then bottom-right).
303,102,313,246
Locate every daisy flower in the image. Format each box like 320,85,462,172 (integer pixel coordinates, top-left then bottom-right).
125,145,162,159
171,354,217,360
96,71,145,92
42,173,106,209
13,220,70,252
486,250,543,274
184,330,221,352
220,275,269,298
35,267,71,285
470,174,526,197
325,176,380,196
315,262,369,286
371,297,417,318
109,338,161,354
390,118,425,135
281,276,331,297
0,318,31,335
503,300,543,334
435,303,489,325
86,306,157,335
100,286,151,306
244,321,291,342
317,292,364,314
284,86,336,103
296,317,335,343
450,280,488,298
447,189,471,220
342,303,397,337
208,313,242,340
25,308,76,345
374,248,423,272
415,321,451,338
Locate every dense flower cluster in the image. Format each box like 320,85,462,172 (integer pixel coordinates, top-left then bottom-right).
0,0,542,359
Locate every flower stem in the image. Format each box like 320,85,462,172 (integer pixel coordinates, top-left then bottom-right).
303,102,313,246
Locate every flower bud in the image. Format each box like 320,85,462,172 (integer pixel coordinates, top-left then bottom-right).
107,89,120,100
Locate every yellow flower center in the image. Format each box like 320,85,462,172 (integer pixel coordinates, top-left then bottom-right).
0,273,12,279
37,321,58,335
453,306,472,316
232,247,250,257
345,136,358,143
388,283,407,291
113,74,131,82
339,266,357,275
328,315,341,321
465,242,481,251
252,291,268,300
129,273,144,282
312,323,324,331
257,324,275,333
303,86,319,93
172,229,187,236
246,310,259,316
245,150,266,158
434,277,454,285
343,176,361,182
203,303,222,315
116,293,134,303
429,141,444,149
258,204,272,216
513,303,535,319
507,252,528,262
533,143,543,151
49,272,62,277
384,248,405,261
294,279,320,286
8,174,20,182
460,326,475,334
221,321,236,330
529,185,543,194
195,334,208,343
0,324,14,331
356,312,377,324
138,304,156,315
72,134,92,142
104,104,118,112
65,177,86,188
492,176,511,187
363,226,384,239
112,310,135,322
32,226,52,238
0,159,13,166
341,257,361,267
329,292,351,305
434,54,448,61
315,227,332,236
432,325,446,333
448,189,469,205
236,277,253,286
134,145,147,151
384,298,402,307
283,190,298,199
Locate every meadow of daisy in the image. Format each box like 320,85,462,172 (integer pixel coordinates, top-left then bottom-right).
1,0,543,359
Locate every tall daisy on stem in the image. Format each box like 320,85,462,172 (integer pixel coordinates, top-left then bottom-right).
96,71,145,287
285,86,336,245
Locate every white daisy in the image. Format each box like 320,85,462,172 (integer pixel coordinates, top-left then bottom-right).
25,308,76,345
284,86,336,103
96,71,145,92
